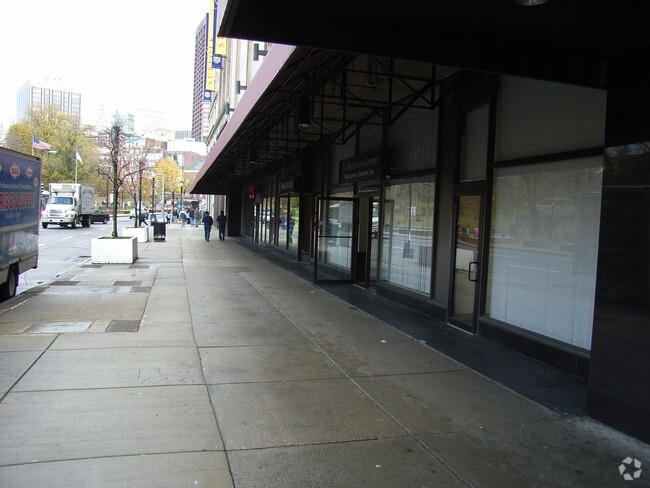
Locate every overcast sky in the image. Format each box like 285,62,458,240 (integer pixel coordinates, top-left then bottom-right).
0,0,209,131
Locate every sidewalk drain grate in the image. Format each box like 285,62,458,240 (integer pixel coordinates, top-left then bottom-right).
113,281,142,287
106,320,141,332
51,281,80,286
132,286,152,293
26,321,93,333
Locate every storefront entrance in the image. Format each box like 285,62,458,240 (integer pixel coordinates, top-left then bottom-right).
314,195,380,285
355,195,380,286
314,197,356,282
449,191,484,332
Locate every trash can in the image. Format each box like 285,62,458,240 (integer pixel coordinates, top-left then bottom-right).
152,222,166,241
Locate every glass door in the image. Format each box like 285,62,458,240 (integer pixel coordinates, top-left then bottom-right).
314,197,356,282
369,196,380,282
450,193,483,332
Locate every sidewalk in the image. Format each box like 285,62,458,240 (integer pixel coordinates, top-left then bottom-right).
0,223,648,487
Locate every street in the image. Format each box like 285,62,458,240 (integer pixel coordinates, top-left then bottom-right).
17,215,134,295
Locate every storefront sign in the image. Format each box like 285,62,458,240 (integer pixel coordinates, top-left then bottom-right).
279,177,299,194
339,153,382,184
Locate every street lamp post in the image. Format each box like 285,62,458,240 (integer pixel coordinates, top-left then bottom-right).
111,121,122,238
160,175,165,214
137,159,143,227
151,176,155,214
179,184,183,213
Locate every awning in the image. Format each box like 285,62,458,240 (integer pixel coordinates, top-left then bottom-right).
191,0,650,195
190,43,296,195
190,44,442,195
217,0,650,89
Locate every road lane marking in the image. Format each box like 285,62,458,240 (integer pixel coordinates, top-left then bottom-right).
63,236,74,241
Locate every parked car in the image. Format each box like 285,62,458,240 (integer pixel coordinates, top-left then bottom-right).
91,210,110,224
129,207,148,219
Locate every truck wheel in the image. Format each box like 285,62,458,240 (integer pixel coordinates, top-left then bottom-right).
42,223,48,229
71,220,77,229
0,267,18,301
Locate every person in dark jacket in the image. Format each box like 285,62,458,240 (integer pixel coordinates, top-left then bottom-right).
216,211,227,241
202,211,214,241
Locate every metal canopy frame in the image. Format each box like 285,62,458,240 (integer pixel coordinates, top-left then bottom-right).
193,49,450,194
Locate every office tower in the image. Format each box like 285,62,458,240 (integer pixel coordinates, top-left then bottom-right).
17,79,81,122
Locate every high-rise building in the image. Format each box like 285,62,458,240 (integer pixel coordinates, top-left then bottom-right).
17,79,81,122
192,14,212,143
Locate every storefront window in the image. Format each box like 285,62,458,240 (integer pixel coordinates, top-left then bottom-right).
277,196,299,251
381,176,435,294
258,197,273,244
289,196,300,254
278,197,289,249
487,157,603,350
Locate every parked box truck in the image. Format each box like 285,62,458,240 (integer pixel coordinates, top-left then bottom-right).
42,183,95,228
0,147,42,300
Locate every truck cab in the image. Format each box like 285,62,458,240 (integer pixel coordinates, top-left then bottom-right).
41,183,94,228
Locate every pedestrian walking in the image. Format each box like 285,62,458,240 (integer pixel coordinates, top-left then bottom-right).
180,209,186,227
189,208,195,227
202,211,214,241
216,210,227,241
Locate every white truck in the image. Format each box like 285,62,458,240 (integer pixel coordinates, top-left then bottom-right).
41,183,95,228
0,147,42,300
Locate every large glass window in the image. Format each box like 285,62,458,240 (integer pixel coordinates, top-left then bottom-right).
288,196,300,254
277,196,299,252
278,197,289,249
381,176,435,294
487,157,603,350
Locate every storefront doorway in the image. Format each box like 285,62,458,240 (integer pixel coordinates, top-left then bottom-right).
355,195,380,286
314,197,356,282
449,190,484,332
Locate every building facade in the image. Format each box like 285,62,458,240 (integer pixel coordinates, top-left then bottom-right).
190,2,650,444
17,80,81,122
191,14,213,144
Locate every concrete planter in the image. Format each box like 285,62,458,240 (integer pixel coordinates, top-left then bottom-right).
122,226,150,243
91,236,138,264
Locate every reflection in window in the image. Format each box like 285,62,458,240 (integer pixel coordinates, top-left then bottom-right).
381,176,435,294
487,157,603,350
277,197,299,252
278,197,289,249
289,196,300,254
260,197,275,244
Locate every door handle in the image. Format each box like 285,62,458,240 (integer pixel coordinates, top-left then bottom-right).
468,261,479,282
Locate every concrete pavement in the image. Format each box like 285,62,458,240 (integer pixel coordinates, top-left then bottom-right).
0,223,648,487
